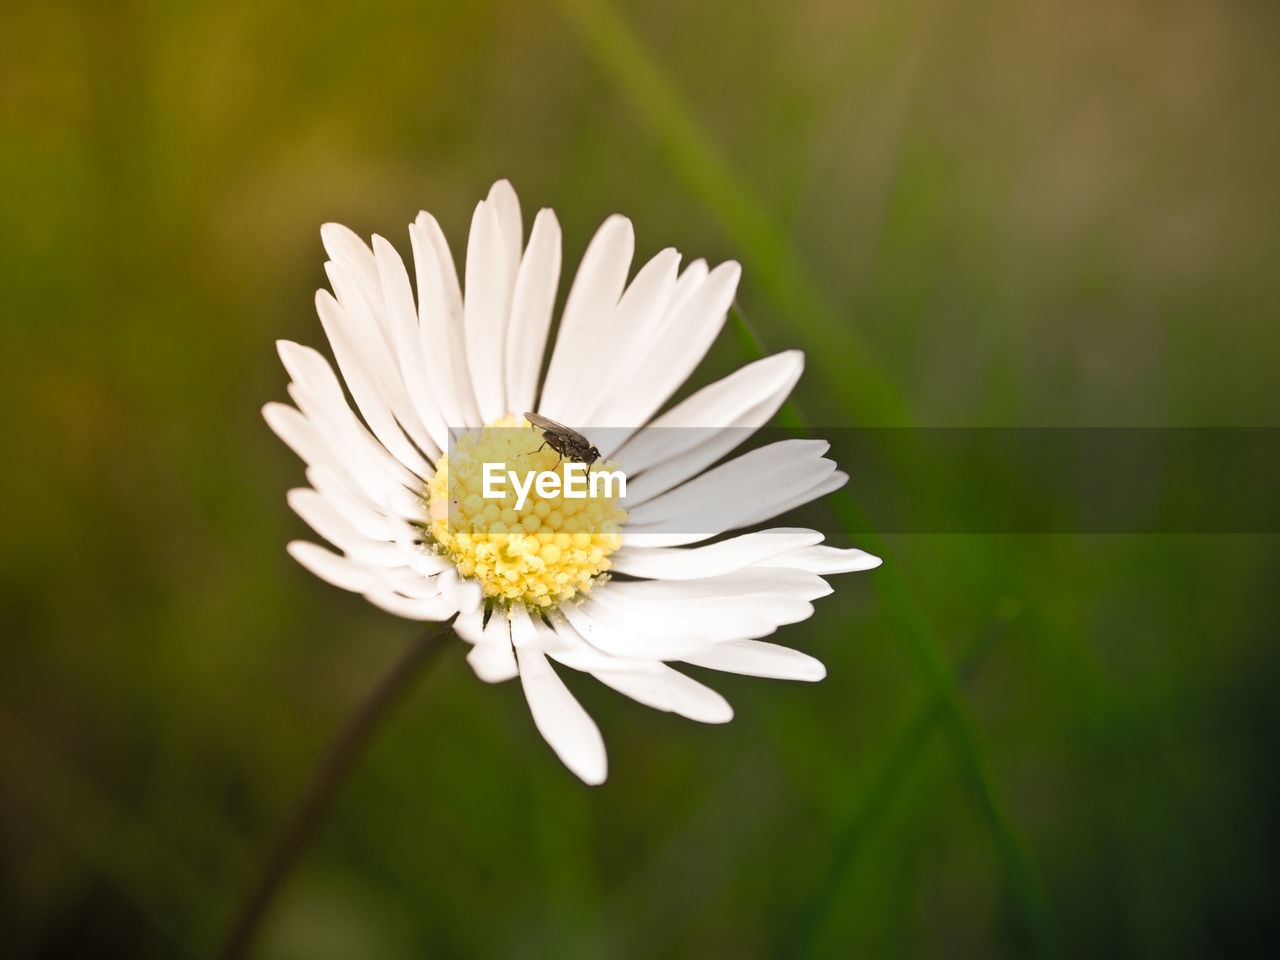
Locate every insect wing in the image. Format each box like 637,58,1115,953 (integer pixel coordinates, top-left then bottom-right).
524,411,598,465
523,411,588,445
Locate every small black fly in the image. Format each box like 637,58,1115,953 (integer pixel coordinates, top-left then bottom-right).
524,412,601,467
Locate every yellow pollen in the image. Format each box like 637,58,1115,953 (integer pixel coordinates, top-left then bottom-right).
424,415,627,608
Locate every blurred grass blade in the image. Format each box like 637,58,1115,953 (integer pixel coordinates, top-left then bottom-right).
785,620,1006,955
732,309,1061,956
790,684,944,955
555,0,909,426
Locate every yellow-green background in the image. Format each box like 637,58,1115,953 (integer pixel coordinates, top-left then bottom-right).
3,0,1278,957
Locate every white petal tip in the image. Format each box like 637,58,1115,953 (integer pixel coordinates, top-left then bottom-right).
320,221,361,246
487,178,516,200
705,704,735,724
713,260,743,288
802,663,827,682
286,540,375,593
560,741,608,785
532,207,561,229
466,641,518,684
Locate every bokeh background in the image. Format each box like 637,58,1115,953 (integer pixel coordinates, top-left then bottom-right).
3,0,1279,957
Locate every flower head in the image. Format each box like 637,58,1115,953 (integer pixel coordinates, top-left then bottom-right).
265,180,880,784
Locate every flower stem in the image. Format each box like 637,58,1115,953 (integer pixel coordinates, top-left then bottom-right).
220,624,454,960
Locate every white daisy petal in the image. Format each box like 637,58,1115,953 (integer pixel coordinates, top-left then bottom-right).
363,590,456,621
485,179,524,275
576,247,681,425
601,260,741,429
608,529,823,580
263,401,339,474
320,223,383,305
624,472,851,548
619,392,800,507
509,605,612,664
759,544,884,574
738,468,850,529
313,291,435,479
290,478,389,552
275,342,424,491
536,616,735,723
282,394,414,512
505,603,545,650
445,570,484,615
591,666,734,724
539,214,634,420
466,611,518,683
668,257,709,317
404,548,452,579
372,235,449,454
607,350,803,473
410,211,480,429
625,438,829,522
504,208,561,416
384,484,430,526
680,639,827,682
508,606,593,660
584,589,780,642
639,566,833,603
452,604,485,647
286,488,407,567
516,644,607,785
371,565,445,599
591,567,832,613
429,566,482,615
556,603,709,660
304,466,402,539
320,247,439,460
266,401,412,525
464,200,513,423
650,350,804,431
623,440,837,539
586,579,820,635
286,541,379,593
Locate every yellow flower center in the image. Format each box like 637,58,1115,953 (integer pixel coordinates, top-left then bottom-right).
424,415,627,608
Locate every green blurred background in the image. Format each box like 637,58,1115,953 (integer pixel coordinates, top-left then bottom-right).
3,0,1278,956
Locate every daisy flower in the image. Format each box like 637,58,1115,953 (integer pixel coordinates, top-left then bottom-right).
265,180,881,784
